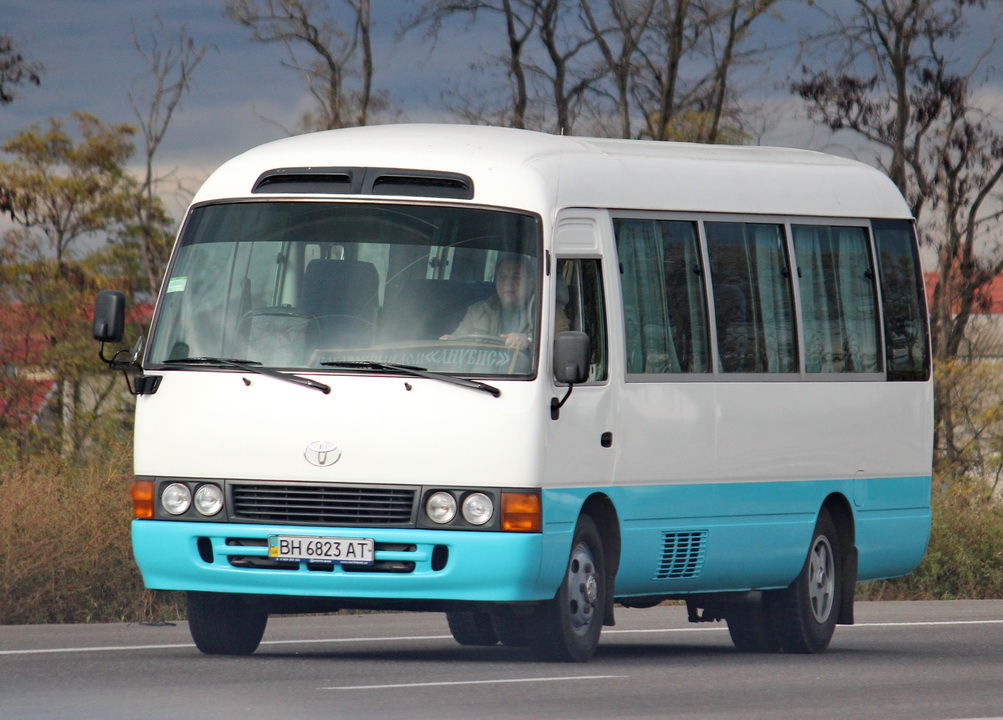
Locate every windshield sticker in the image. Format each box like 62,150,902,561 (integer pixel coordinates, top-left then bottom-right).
166,276,187,293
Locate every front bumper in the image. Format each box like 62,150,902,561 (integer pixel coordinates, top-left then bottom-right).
132,520,552,602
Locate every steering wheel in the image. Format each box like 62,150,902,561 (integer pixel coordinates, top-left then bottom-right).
448,334,508,346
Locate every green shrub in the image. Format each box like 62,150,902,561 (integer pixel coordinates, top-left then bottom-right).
857,490,1003,600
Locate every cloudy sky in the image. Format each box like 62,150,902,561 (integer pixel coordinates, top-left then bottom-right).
2,0,464,192
3,0,1001,222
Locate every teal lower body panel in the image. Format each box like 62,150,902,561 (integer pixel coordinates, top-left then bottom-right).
132,521,549,602
541,475,932,598
133,475,931,604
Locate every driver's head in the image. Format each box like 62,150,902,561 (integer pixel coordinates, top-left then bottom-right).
494,256,533,309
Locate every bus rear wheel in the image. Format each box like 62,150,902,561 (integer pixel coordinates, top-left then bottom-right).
527,515,605,662
187,592,268,656
766,508,841,654
726,601,778,653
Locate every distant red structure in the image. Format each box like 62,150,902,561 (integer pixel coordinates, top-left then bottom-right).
924,271,1003,359
0,300,152,430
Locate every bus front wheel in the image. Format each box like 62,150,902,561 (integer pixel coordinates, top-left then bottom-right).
445,610,499,646
527,515,605,662
187,592,268,656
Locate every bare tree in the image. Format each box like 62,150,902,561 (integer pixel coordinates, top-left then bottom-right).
226,0,381,131
791,0,1003,461
700,0,777,143
410,0,542,129
409,0,600,133
635,0,694,140
535,0,601,134
0,34,41,106
0,35,42,220
580,0,657,138
127,17,210,298
632,0,777,142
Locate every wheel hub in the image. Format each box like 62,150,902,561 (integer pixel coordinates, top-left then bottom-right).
807,536,835,624
567,542,599,635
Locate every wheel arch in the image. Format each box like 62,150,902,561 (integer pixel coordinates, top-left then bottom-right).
821,492,857,625
580,493,621,626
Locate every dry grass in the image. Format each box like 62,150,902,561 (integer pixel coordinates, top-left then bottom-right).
2,440,1001,623
0,440,183,624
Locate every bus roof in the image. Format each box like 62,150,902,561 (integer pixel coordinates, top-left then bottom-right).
192,123,912,221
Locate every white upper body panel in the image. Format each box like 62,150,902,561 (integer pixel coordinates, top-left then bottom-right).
145,124,925,488
192,123,912,221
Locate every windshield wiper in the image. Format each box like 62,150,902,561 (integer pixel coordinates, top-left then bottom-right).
164,357,331,394
320,360,500,397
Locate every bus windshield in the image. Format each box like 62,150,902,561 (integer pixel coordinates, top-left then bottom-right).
147,201,542,377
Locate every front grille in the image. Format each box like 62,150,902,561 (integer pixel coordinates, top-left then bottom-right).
230,482,418,526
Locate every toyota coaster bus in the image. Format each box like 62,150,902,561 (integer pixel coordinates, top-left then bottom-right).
93,124,933,662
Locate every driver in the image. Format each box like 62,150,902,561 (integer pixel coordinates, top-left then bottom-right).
441,255,569,350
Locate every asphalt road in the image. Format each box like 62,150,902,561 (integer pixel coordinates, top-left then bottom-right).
2,600,1003,720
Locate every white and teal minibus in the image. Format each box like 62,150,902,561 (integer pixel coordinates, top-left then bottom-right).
94,124,932,662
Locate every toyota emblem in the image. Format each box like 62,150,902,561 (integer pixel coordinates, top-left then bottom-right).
304,440,341,467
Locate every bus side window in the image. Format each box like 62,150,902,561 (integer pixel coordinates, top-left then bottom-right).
705,222,797,374
613,218,710,375
792,225,881,374
872,219,931,381
558,259,608,382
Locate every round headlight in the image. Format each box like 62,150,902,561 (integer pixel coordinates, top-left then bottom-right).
161,483,192,515
194,484,224,516
462,492,494,525
426,491,457,524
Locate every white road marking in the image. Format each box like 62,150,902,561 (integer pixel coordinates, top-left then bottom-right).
0,634,452,656
2,618,1002,656
604,619,1003,636
321,675,624,691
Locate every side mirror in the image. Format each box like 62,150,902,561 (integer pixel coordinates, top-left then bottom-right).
93,290,126,343
551,332,589,420
554,331,590,385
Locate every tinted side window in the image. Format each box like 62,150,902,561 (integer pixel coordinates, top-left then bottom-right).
614,219,710,374
872,219,930,381
558,258,608,382
792,225,881,373
705,222,797,373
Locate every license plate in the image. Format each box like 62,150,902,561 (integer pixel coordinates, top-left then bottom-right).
268,535,374,565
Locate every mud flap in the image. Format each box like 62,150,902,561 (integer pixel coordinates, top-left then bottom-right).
837,544,858,625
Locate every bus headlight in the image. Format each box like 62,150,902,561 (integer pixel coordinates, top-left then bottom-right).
426,491,457,524
161,483,192,515
194,484,224,516
462,492,494,525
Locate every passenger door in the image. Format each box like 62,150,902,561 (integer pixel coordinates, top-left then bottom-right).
544,211,617,496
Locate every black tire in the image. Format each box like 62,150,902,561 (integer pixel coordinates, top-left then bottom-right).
726,600,778,653
766,508,841,654
446,610,499,646
490,607,530,647
527,515,605,662
186,592,267,656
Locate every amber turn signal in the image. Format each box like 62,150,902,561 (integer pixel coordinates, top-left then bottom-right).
500,491,541,532
131,480,155,519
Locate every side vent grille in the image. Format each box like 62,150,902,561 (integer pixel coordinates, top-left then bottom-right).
654,531,707,580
